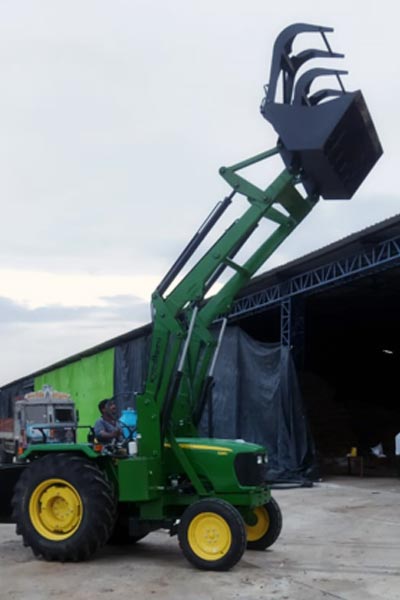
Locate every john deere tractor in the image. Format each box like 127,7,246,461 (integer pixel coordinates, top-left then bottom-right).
5,23,382,570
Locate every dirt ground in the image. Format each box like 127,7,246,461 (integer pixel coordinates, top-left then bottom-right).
0,477,399,600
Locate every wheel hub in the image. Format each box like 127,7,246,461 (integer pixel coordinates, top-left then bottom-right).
188,512,232,560
245,506,270,542
29,478,83,541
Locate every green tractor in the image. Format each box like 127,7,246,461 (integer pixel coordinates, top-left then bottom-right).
6,23,382,570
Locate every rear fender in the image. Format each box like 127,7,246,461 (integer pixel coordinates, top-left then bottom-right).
19,443,99,461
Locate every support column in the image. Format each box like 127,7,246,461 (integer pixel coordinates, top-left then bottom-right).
280,297,292,347
280,296,305,369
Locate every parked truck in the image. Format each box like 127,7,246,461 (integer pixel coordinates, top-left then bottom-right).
0,23,382,570
0,386,77,463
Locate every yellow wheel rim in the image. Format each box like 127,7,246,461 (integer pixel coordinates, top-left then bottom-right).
29,478,83,541
187,512,232,561
246,506,270,542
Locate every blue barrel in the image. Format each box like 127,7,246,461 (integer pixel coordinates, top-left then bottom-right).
119,408,137,440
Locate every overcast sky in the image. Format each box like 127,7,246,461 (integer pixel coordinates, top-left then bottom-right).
0,0,398,384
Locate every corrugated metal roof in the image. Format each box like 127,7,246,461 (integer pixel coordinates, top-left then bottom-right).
237,212,400,297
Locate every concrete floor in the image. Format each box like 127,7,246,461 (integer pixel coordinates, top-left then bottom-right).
0,477,399,600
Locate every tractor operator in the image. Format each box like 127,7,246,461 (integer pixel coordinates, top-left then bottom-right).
94,398,122,443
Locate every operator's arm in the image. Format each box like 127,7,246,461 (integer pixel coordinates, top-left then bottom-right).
94,419,121,442
96,429,117,442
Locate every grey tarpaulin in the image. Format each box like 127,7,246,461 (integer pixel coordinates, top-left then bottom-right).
113,334,152,411
113,325,315,480
199,326,316,481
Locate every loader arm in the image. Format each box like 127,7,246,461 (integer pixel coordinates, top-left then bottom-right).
136,148,318,457
135,22,382,462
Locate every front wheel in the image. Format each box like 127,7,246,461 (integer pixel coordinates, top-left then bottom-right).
178,498,246,571
12,453,116,561
245,497,283,550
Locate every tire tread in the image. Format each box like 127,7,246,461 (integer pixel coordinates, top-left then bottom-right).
12,453,116,562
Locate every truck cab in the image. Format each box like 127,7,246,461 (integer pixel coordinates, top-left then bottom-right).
0,386,77,463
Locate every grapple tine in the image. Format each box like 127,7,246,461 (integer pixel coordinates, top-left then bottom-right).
308,88,344,106
294,49,344,66
293,68,348,105
266,22,335,103
282,49,344,103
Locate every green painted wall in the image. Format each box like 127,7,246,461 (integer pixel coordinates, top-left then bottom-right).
34,349,114,442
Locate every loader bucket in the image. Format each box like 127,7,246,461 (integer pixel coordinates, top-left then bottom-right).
261,23,383,200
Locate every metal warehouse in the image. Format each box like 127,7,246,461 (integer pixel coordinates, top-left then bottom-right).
1,213,399,481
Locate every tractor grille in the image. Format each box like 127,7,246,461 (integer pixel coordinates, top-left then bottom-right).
234,453,267,487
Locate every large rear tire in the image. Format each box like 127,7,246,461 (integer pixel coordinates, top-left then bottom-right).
12,453,116,561
245,496,282,550
178,498,246,571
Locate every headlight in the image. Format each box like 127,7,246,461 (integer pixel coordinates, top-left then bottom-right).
235,452,268,486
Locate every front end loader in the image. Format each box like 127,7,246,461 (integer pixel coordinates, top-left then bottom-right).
8,23,382,570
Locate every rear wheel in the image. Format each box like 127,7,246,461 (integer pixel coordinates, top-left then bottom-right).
245,497,282,550
12,453,116,561
178,498,246,571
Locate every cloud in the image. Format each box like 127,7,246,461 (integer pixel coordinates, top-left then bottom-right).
0,317,139,385
0,0,395,278
0,294,149,324
0,293,151,383
0,0,398,384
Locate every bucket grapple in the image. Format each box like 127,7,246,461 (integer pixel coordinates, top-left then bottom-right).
261,23,383,199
